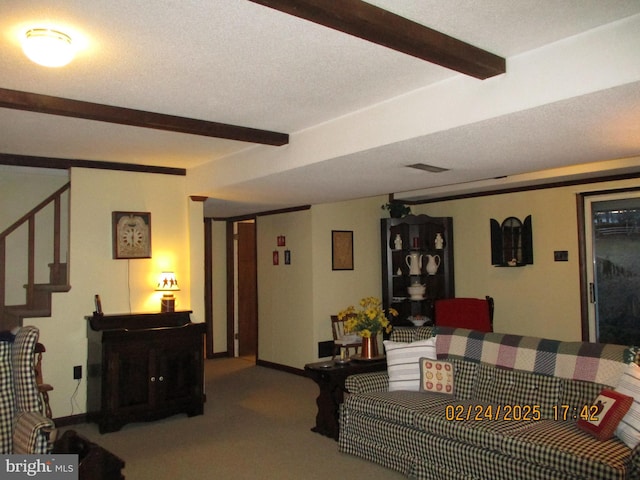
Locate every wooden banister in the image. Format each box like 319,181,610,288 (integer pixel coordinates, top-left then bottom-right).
0,183,70,240
0,182,70,328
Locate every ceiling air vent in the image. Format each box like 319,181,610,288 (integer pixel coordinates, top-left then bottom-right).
406,163,449,173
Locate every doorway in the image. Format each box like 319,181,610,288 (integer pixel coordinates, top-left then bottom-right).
231,220,258,360
582,189,640,345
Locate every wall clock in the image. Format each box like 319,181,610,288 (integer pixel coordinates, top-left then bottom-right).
112,211,151,259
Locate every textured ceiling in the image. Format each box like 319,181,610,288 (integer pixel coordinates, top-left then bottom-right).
1,1,640,217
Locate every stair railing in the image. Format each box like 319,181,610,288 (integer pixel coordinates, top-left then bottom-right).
0,182,70,327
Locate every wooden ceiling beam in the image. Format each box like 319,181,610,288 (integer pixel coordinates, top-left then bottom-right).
0,152,186,175
0,87,289,146
249,0,505,79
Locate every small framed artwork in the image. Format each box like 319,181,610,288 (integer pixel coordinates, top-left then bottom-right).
112,211,152,259
273,250,279,265
332,230,354,270
284,249,291,265
277,235,286,246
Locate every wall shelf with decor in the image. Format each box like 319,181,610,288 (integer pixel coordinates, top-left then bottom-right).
381,214,454,328
490,215,533,267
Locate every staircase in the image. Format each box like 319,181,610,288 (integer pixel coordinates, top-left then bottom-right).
0,183,71,331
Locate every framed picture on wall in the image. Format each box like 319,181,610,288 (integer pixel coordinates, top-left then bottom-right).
112,211,152,259
332,230,353,270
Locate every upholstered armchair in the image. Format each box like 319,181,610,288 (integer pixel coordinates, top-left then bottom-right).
0,326,56,454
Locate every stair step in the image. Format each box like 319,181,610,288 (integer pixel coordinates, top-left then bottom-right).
30,283,72,293
4,305,51,318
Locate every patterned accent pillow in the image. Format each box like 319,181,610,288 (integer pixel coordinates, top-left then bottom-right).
419,358,454,395
384,338,436,392
614,361,640,448
577,389,632,441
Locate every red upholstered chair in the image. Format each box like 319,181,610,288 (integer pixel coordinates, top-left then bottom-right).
434,296,494,332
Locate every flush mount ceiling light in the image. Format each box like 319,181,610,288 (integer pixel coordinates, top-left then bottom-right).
22,28,75,67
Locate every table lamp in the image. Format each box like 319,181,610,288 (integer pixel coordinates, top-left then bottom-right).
156,272,179,312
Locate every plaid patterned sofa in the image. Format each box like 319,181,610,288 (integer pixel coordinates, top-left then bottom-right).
0,326,56,454
339,326,640,480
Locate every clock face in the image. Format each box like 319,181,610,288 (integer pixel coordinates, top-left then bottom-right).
113,212,151,259
121,225,144,247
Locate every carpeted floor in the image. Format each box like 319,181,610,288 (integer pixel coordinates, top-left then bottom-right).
62,357,405,479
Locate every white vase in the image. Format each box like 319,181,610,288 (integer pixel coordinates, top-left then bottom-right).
425,255,440,275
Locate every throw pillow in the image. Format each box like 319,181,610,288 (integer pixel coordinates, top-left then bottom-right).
576,389,632,441
615,361,640,448
419,358,454,395
384,338,436,392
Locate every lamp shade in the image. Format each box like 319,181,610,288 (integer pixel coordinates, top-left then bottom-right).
22,28,75,67
156,272,180,291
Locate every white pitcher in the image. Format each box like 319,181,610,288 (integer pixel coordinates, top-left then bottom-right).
405,252,424,275
425,254,440,275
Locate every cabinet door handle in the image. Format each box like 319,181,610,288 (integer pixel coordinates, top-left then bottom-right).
150,376,156,382
159,376,164,382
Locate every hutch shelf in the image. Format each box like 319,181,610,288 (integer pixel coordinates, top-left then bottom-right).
381,214,455,327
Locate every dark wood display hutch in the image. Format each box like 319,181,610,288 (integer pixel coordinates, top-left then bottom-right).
86,311,206,433
381,214,454,327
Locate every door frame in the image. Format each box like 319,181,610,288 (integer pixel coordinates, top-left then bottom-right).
225,219,258,358
577,186,640,341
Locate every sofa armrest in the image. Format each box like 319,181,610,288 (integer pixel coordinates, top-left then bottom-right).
13,411,56,454
344,371,389,395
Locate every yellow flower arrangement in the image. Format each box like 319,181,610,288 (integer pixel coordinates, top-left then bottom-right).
338,296,397,338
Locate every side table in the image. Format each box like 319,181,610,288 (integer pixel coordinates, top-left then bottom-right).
305,359,387,440
53,430,125,480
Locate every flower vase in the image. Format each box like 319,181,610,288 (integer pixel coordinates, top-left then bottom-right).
360,334,379,359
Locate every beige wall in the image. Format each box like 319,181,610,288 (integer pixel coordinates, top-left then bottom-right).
413,178,640,341
252,196,385,369
230,178,640,371
309,196,385,358
257,210,314,366
6,167,205,417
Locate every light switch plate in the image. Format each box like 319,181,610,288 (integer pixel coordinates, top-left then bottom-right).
554,251,568,261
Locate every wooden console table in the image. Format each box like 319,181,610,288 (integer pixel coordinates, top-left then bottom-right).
86,311,206,433
305,359,386,440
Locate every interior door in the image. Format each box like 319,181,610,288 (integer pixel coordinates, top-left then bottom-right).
584,190,640,344
237,221,257,357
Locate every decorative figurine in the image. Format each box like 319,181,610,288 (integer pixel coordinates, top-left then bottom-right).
435,233,444,250
394,234,403,250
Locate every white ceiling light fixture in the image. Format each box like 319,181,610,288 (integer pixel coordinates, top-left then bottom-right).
22,28,75,67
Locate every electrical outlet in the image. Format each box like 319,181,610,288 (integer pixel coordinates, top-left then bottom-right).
73,365,82,380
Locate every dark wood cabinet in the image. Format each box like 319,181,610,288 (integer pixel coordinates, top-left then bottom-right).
381,214,454,327
87,311,206,433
